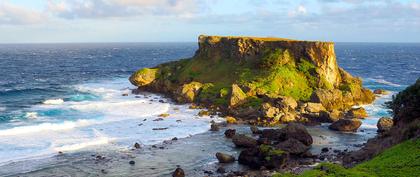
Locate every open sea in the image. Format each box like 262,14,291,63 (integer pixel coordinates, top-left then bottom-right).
0,42,419,176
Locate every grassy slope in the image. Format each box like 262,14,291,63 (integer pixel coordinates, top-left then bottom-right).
274,139,420,177
169,49,325,106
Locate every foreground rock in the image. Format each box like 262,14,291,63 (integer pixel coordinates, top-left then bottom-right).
377,117,393,132
238,145,288,169
329,119,362,132
215,152,235,163
344,79,420,166
232,134,257,148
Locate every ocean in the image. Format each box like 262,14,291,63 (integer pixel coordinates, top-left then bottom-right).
0,42,419,176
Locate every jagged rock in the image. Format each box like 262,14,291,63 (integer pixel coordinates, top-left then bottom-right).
172,168,185,177
377,117,393,132
215,152,235,163
275,138,310,155
198,110,210,117
273,96,298,111
224,129,236,138
303,102,326,113
261,102,280,118
238,145,288,169
329,119,362,132
175,82,203,103
232,134,257,148
229,84,247,107
310,89,344,110
129,68,159,86
347,107,368,118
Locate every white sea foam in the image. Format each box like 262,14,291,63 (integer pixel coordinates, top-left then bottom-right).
0,77,219,166
43,99,64,105
0,107,5,112
368,78,401,87
25,112,38,119
0,119,92,136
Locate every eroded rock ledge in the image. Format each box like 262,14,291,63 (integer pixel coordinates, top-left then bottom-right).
130,35,375,125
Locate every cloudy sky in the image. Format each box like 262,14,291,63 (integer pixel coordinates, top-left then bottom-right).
1,0,419,43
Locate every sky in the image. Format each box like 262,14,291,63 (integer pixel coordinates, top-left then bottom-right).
0,0,419,43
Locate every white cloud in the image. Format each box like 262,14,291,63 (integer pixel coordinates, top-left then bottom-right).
47,0,212,19
288,5,307,17
0,1,45,25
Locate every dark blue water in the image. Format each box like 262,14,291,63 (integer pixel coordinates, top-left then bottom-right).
0,43,196,121
0,43,419,122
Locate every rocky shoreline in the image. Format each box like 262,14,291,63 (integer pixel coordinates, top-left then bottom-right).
126,36,416,176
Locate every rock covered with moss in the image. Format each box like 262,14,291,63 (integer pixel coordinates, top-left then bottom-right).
130,35,375,124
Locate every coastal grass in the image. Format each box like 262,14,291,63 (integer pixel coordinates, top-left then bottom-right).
273,139,420,177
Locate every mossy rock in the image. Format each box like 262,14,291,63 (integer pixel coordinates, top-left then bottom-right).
129,68,159,86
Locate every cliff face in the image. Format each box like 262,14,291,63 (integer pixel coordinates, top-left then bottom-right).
195,35,341,88
130,35,375,124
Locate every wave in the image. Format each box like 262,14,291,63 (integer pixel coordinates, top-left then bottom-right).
367,78,401,87
0,107,5,112
54,136,110,152
43,99,64,105
0,119,92,136
25,112,38,119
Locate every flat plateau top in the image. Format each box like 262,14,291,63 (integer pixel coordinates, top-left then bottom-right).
199,35,333,43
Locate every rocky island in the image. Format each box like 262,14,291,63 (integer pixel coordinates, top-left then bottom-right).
130,35,375,126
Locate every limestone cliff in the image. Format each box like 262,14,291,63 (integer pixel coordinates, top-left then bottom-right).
130,35,375,124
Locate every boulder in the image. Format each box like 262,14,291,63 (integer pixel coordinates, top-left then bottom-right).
310,89,344,110
238,148,262,169
347,107,368,118
172,168,185,177
175,82,203,103
229,84,247,107
232,134,258,148
215,152,235,163
261,129,283,141
224,129,236,138
129,68,159,86
377,117,393,132
275,138,310,155
329,119,362,132
280,123,313,146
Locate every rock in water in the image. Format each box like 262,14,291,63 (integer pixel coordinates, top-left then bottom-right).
215,152,235,163
224,129,236,138
377,117,393,132
210,123,220,131
134,142,141,149
329,119,362,132
373,89,389,95
232,134,257,148
172,168,185,177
